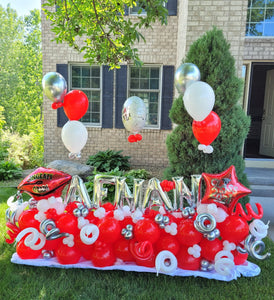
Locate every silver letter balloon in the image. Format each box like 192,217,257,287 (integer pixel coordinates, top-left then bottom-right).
174,63,201,95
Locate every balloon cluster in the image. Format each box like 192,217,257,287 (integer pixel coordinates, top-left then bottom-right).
122,96,147,143
42,72,88,158
5,166,270,278
174,63,221,154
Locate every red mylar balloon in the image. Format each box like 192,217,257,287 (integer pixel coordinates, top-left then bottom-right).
134,218,161,244
177,246,201,271
177,219,203,246
155,234,180,256
63,90,89,120
192,111,221,145
16,239,42,259
218,215,249,244
200,238,223,262
56,244,82,265
114,239,134,262
18,209,40,230
97,217,121,244
91,243,116,267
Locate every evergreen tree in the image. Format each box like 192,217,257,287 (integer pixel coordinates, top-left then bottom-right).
164,27,250,191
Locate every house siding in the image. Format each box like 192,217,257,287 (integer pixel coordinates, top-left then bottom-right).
42,0,248,168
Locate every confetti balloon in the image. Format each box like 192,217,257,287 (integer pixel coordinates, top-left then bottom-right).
122,96,147,135
174,63,200,95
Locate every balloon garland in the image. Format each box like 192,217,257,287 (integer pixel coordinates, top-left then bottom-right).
5,166,270,280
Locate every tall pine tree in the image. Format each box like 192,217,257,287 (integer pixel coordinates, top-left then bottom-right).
164,27,250,189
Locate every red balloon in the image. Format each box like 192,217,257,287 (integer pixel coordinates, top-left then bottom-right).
232,249,248,265
63,90,89,120
177,246,201,270
129,240,155,267
56,214,79,235
155,234,180,256
97,217,121,244
16,239,42,259
192,111,221,145
200,238,223,262
91,243,116,267
114,239,134,262
218,215,249,244
18,209,40,230
74,235,94,260
177,219,203,246
134,218,160,244
56,244,81,264
43,238,62,252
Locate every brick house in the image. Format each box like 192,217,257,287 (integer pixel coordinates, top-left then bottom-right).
41,0,274,169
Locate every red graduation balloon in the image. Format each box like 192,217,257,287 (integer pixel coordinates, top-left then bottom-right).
63,90,89,120
192,111,221,145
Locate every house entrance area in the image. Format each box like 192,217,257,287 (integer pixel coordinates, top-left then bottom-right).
244,62,274,159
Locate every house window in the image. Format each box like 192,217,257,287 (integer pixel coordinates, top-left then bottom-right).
128,66,162,128
70,64,102,126
129,4,146,15
246,0,274,36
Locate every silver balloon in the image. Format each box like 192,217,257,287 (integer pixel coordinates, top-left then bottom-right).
174,63,201,95
122,96,147,134
42,72,67,103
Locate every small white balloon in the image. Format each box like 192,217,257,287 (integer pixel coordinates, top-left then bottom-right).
61,121,88,155
122,96,147,134
183,81,215,121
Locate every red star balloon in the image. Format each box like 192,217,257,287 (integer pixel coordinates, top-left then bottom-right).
201,165,251,213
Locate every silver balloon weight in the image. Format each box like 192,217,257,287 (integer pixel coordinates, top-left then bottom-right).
174,63,201,95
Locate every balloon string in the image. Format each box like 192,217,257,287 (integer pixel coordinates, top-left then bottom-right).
232,203,263,221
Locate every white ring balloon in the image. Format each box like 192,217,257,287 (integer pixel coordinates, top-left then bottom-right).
155,251,178,275
214,258,235,276
16,227,46,250
80,224,99,245
249,219,268,240
214,250,234,262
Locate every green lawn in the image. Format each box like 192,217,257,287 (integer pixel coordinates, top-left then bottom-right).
0,187,273,300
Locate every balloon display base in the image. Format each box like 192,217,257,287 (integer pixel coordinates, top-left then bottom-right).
11,253,260,282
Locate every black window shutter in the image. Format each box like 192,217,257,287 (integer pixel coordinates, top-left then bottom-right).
102,66,114,128
115,65,128,129
161,65,174,130
56,64,69,127
124,5,129,16
167,0,177,16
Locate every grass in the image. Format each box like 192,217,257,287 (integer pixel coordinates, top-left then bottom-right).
0,187,274,300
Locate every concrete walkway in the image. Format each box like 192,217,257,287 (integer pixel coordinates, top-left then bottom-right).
245,167,274,241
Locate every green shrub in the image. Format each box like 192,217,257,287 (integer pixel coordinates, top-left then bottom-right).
86,150,131,172
85,168,150,202
0,161,22,181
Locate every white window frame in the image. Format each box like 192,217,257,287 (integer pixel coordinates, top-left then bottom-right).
127,64,163,130
69,63,102,127
246,0,274,37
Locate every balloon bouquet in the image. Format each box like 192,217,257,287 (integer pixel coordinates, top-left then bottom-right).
174,63,221,154
42,72,89,159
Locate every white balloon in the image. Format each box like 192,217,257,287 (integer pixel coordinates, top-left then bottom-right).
61,121,88,154
183,81,215,121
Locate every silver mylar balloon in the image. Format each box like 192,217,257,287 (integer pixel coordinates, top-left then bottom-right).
122,96,147,134
174,63,201,95
42,72,67,103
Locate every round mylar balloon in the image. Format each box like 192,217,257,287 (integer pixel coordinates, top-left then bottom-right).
174,63,201,94
42,72,67,103
122,96,147,135
61,121,88,157
183,81,215,121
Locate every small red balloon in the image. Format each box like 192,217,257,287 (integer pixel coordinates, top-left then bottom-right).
129,240,155,267
155,234,180,256
18,209,40,230
134,218,161,244
16,239,42,259
97,217,121,244
91,244,116,267
200,238,223,262
177,219,203,246
56,214,79,235
192,111,221,145
114,239,134,262
177,246,201,271
56,244,81,265
63,90,89,120
232,249,248,265
218,215,249,244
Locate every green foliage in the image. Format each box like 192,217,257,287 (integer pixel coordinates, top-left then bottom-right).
85,167,150,202
86,150,131,172
43,0,168,68
165,28,251,204
0,161,22,181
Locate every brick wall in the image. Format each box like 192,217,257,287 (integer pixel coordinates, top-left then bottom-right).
244,38,274,60
42,0,247,169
